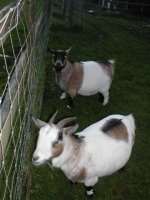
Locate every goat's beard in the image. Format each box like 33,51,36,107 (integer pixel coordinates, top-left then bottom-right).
32,158,50,166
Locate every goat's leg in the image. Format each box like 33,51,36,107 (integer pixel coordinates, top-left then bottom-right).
98,93,104,103
84,177,97,199
101,90,109,106
84,186,94,199
67,95,74,109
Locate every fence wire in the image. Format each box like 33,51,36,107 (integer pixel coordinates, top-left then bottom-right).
0,0,51,199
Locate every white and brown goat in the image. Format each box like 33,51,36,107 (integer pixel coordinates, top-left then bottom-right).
32,111,135,198
49,48,114,107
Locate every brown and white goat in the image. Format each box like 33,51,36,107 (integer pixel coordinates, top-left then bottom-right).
49,48,114,107
32,111,135,198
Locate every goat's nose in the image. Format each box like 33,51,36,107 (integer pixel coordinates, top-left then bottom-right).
32,155,39,162
56,60,62,66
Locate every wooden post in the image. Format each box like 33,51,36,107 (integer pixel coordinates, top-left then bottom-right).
102,0,105,8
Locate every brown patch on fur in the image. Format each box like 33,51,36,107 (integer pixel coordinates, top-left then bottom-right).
67,62,83,97
109,125,128,141
103,120,128,142
67,88,77,98
98,62,113,78
55,62,72,91
67,135,86,182
69,135,82,158
56,61,83,97
72,168,86,182
52,143,64,158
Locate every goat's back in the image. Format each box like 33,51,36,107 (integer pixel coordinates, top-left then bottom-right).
78,61,112,96
79,114,135,177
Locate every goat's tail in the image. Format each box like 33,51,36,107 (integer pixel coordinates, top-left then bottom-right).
108,59,115,77
108,59,115,65
125,114,136,145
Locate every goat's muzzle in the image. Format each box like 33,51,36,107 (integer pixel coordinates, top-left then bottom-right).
32,156,49,166
32,156,40,166
54,64,65,72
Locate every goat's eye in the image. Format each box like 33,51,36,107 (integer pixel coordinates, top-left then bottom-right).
58,132,63,140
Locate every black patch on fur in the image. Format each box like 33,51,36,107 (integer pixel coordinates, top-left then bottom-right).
58,131,63,141
98,60,112,65
102,119,122,133
85,186,94,198
54,65,65,72
85,186,93,191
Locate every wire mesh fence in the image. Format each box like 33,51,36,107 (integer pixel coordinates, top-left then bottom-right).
87,0,150,17
0,0,51,199
0,0,87,198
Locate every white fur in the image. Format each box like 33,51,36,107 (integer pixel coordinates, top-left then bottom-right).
79,61,113,105
32,124,60,166
57,60,114,105
86,189,94,196
60,92,66,99
33,114,135,190
79,61,112,97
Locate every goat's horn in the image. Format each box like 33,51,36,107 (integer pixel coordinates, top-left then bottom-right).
57,117,77,128
65,47,72,54
49,48,55,54
32,116,47,128
49,111,58,124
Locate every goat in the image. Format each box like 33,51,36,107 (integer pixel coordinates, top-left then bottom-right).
49,48,114,107
32,111,135,198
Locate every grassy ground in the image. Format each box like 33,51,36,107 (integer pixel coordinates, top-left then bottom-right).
0,0,12,8
30,13,150,200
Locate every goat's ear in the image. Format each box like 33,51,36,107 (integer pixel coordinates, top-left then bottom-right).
32,116,47,128
57,117,77,129
49,48,55,54
63,124,79,135
65,47,72,55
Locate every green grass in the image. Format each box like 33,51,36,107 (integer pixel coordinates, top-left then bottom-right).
0,0,12,8
30,13,150,200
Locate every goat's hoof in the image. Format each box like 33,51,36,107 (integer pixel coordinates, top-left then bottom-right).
66,105,72,109
85,188,94,200
60,92,66,100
